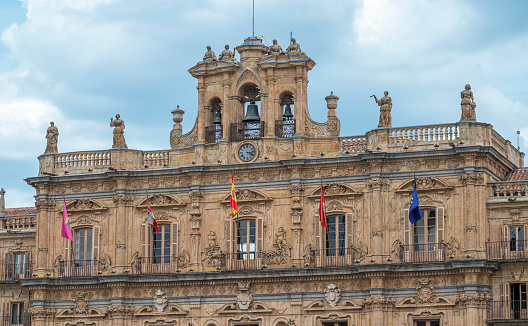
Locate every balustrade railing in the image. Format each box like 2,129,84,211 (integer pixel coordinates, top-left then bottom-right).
400,243,447,263
58,260,99,277
205,125,223,144
0,263,33,281
339,136,367,154
486,240,528,260
142,151,169,168
229,122,265,141
2,217,36,230
389,124,458,144
54,151,111,169
1,315,31,326
488,300,528,321
275,119,296,138
310,248,356,267
133,256,180,274
490,182,528,198
225,252,266,271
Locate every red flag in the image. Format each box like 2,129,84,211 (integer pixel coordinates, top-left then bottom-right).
319,185,327,229
230,175,238,218
147,195,160,233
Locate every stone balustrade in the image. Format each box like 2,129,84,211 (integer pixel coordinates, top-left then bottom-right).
54,151,111,169
389,123,459,144
339,136,367,154
2,216,36,230
489,181,528,199
143,151,169,168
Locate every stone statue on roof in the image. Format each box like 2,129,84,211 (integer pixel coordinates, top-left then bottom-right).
268,39,284,55
203,45,217,63
372,91,392,128
460,84,477,121
286,38,307,56
44,121,59,154
110,114,127,149
218,44,236,63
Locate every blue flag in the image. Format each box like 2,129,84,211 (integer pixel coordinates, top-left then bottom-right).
409,181,422,224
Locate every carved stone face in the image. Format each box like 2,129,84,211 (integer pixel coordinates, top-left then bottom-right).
225,44,229,49
384,91,388,96
116,114,120,119
465,84,471,90
273,39,277,44
207,45,211,50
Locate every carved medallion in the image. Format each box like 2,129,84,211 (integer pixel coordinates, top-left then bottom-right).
153,289,168,312
324,283,341,307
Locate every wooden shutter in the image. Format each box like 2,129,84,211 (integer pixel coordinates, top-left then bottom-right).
171,222,179,259
501,225,509,259
256,218,264,252
315,213,322,250
3,302,11,324
92,226,100,262
5,252,13,280
524,225,528,257
437,207,444,243
65,236,72,259
24,251,31,278
225,219,234,254
140,223,148,258
501,283,510,307
403,209,410,262
345,213,354,248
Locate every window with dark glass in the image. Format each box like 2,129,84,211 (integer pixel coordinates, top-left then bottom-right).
11,302,24,325
74,228,92,267
325,215,346,256
152,224,171,263
13,253,26,275
510,226,525,252
322,322,348,326
414,321,440,326
237,220,256,260
413,209,436,251
510,283,527,319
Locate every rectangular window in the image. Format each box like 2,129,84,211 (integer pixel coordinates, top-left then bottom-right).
414,321,440,326
322,322,348,326
75,228,93,267
13,253,26,275
237,220,256,260
413,209,436,250
152,224,171,263
11,302,24,325
510,226,525,252
325,215,346,256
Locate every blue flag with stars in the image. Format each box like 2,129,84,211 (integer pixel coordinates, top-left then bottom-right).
409,181,422,224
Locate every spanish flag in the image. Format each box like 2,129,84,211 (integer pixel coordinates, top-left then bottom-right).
230,175,238,218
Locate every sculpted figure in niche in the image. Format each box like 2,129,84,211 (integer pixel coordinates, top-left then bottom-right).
275,227,290,251
372,91,392,128
44,121,59,154
110,114,127,149
218,44,236,63
286,38,306,56
460,84,477,121
203,45,217,63
268,39,284,55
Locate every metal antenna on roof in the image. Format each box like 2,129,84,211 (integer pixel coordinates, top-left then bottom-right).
518,129,521,150
252,0,255,37
290,31,293,43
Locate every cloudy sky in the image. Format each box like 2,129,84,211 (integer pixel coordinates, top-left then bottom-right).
1,0,527,207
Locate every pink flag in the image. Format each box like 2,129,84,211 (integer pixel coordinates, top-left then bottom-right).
61,201,73,241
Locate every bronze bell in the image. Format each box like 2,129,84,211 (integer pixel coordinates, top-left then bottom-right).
283,103,294,120
242,100,260,122
213,110,222,124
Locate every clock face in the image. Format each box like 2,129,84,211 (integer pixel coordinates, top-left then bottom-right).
238,143,256,162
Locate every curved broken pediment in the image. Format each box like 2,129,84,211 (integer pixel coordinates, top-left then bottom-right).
136,194,185,208
304,299,361,311
396,177,453,193
222,188,272,204
65,199,106,212
308,183,362,198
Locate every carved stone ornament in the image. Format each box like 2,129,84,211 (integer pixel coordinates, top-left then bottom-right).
324,284,341,307
237,282,253,310
416,279,436,303
153,289,168,312
73,291,90,314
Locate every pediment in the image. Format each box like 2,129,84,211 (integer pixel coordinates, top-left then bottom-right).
235,67,262,91
222,188,272,203
136,194,186,208
396,177,453,193
308,183,362,198
65,199,106,212
134,305,188,316
304,299,361,311
217,302,273,314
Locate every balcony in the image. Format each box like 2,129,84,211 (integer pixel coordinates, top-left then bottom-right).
400,243,447,263
2,216,36,231
225,252,266,271
0,315,31,326
0,263,33,281
205,125,223,144
133,256,181,274
229,122,265,141
308,248,356,267
275,119,295,138
58,260,100,277
486,240,528,261
488,300,528,322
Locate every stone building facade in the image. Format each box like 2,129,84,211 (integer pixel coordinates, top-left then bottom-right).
1,36,528,326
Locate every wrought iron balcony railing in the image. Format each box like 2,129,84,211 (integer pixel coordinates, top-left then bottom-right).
1,315,31,326
309,248,356,267
275,119,296,138
400,243,447,263
58,260,99,278
205,125,223,144
133,256,181,274
225,252,266,271
486,240,528,260
0,263,33,281
229,122,265,141
488,300,528,321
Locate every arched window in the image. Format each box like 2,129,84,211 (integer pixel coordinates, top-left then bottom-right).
206,97,223,144
276,93,295,138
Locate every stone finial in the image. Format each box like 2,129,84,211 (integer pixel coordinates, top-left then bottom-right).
325,91,339,118
110,114,127,149
460,84,477,121
171,105,185,136
0,188,5,216
44,121,59,154
371,91,392,128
